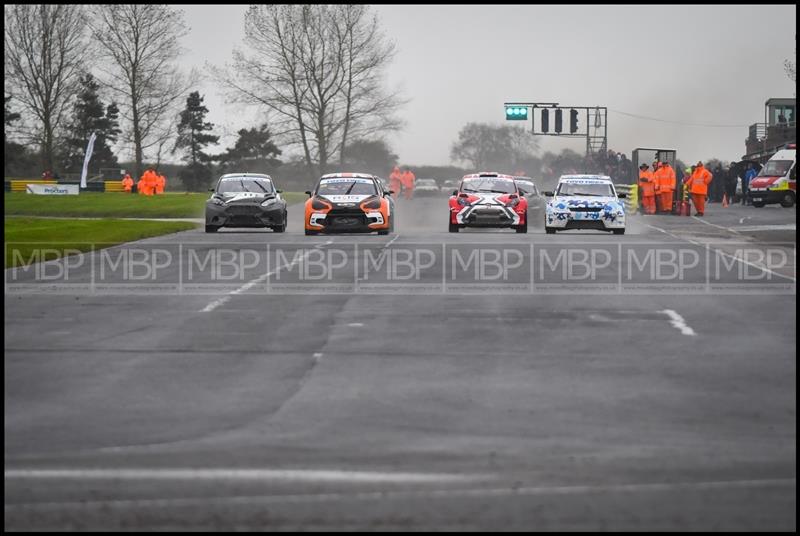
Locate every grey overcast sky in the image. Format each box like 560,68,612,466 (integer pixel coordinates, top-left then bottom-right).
179,4,796,166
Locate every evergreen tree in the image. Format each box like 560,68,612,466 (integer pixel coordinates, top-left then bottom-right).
216,123,281,174
173,91,219,191
61,74,121,173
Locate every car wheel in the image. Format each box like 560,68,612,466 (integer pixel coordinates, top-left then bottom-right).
377,229,389,235
613,228,625,235
515,221,527,233
205,225,219,233
448,221,459,233
752,201,766,208
545,227,556,234
304,229,319,236
780,192,795,208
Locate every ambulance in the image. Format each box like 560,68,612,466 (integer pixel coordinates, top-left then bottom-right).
747,144,796,207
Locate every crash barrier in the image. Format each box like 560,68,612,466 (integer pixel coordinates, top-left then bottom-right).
615,183,638,212
9,180,56,192
6,180,113,193
104,181,126,192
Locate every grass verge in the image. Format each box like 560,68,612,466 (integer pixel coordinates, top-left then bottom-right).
4,191,308,218
5,217,197,268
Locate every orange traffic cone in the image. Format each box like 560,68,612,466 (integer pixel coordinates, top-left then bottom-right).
722,193,729,208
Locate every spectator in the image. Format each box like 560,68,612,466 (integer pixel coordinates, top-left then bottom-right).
711,163,725,202
725,162,738,203
743,163,757,205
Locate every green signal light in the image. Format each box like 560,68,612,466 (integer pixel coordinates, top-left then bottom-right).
505,106,528,120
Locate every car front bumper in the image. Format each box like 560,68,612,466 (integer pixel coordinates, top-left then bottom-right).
206,202,285,228
545,208,625,230
455,205,521,227
308,208,388,233
747,188,792,204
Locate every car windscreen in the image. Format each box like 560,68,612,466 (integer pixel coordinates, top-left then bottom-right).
515,180,536,194
556,182,614,197
317,178,377,196
460,177,516,194
758,160,793,177
217,177,274,194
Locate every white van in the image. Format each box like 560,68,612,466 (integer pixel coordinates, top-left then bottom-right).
748,144,797,207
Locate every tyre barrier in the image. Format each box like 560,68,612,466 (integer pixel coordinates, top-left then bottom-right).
8,180,56,192
615,183,639,213
104,181,125,192
5,180,115,193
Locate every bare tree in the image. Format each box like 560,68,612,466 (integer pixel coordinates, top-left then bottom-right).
333,5,404,166
785,35,796,93
4,4,89,172
90,4,193,179
212,4,404,176
450,123,540,171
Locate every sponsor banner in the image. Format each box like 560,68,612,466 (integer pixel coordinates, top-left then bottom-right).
26,184,79,195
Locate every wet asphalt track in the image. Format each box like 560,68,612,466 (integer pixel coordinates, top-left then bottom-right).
5,197,796,530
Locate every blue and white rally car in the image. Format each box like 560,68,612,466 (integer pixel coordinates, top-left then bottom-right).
544,175,627,235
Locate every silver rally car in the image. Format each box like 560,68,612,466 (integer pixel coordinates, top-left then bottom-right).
205,173,288,233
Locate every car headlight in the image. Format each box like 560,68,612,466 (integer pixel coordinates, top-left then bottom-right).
210,196,225,206
311,197,330,210
361,196,381,209
261,197,277,207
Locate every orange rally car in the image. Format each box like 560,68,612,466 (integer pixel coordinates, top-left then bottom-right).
304,173,394,236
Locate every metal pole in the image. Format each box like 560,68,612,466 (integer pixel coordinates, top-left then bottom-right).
586,108,590,156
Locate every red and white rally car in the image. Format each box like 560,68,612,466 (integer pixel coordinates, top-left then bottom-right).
447,172,528,233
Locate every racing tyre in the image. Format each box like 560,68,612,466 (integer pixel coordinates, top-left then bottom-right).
613,229,625,235
378,229,390,235
304,229,319,236
545,227,556,234
205,225,219,233
448,221,459,233
780,192,795,208
752,201,766,208
515,211,528,233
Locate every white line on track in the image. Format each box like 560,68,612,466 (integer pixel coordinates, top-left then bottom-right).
200,239,333,312
3,468,477,484
4,476,794,510
690,215,740,234
737,224,796,232
382,234,400,249
646,223,796,282
660,309,697,336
